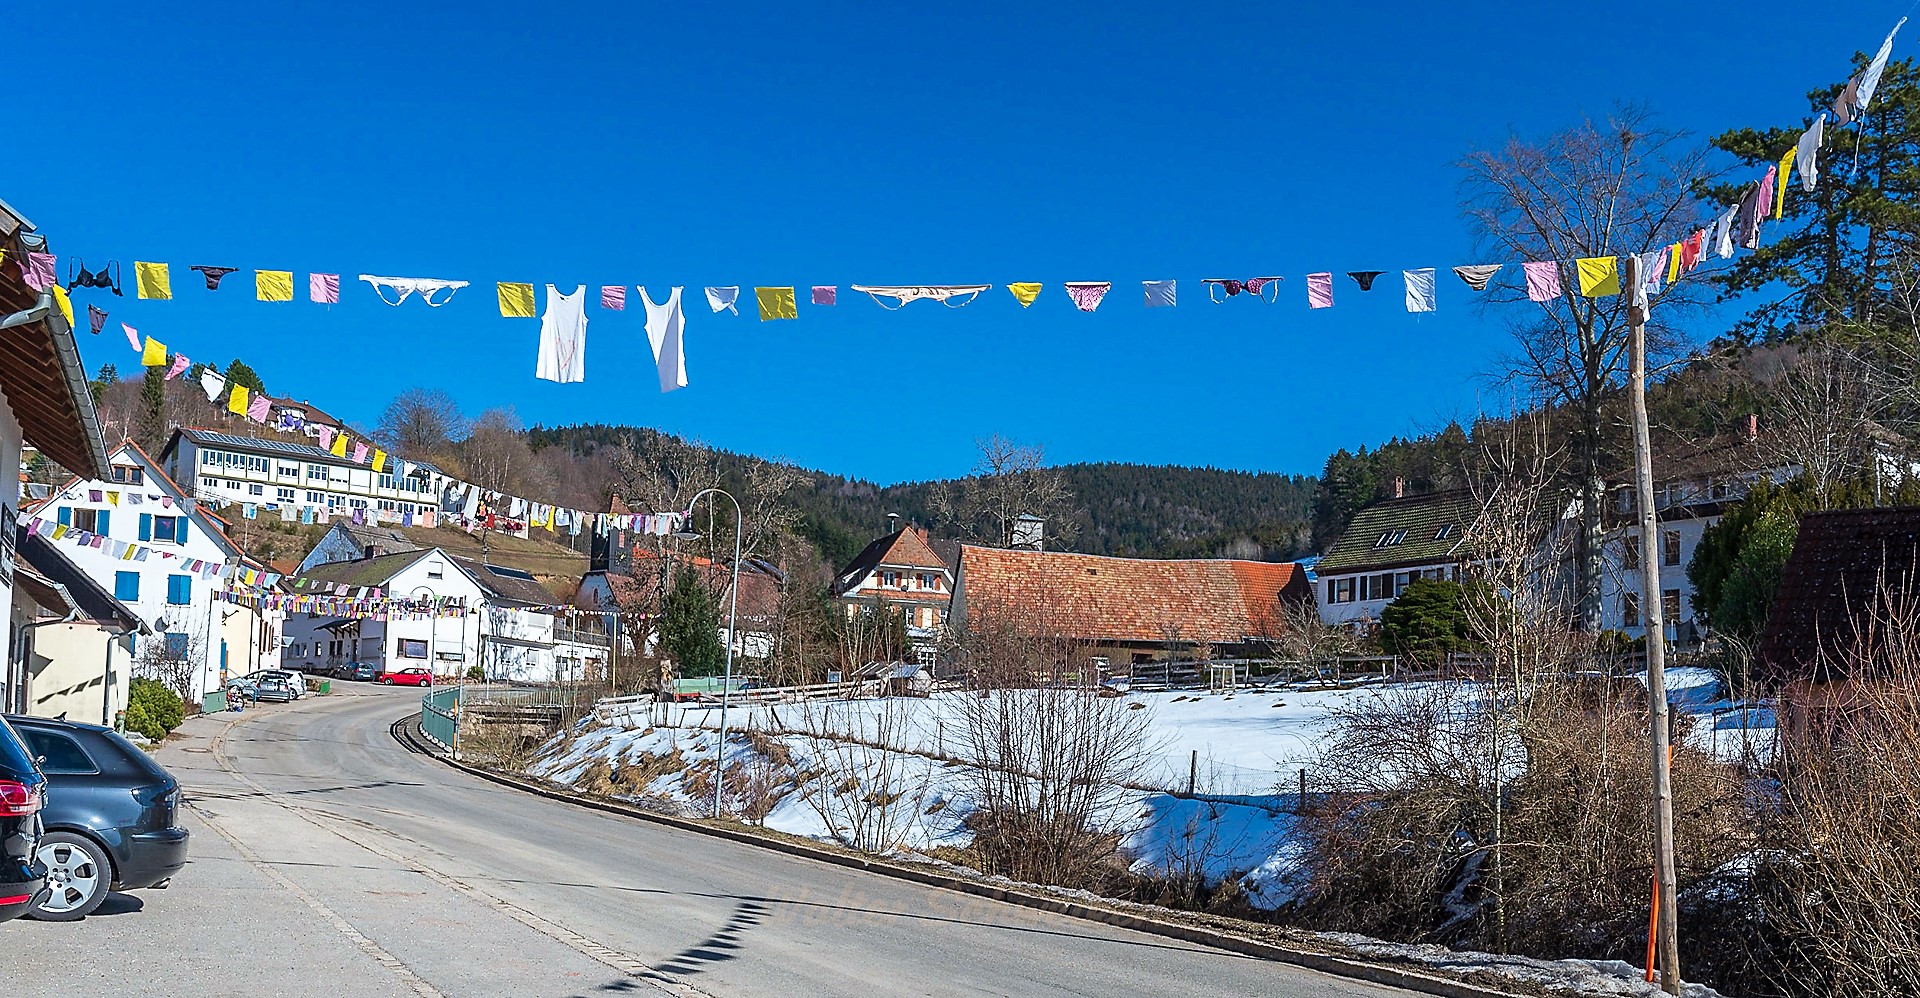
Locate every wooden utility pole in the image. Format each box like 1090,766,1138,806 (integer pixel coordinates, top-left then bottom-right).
1624,254,1682,994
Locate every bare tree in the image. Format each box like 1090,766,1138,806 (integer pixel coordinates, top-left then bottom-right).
792,697,934,853
1745,340,1888,503
1462,105,1713,631
933,435,1079,549
374,387,470,462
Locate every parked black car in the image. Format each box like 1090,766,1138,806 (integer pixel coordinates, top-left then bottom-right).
6,715,188,920
0,716,46,922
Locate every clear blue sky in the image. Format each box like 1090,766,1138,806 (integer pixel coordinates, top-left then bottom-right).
14,4,1900,484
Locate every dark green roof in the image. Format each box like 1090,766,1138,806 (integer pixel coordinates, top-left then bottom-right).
1315,490,1484,575
294,550,429,589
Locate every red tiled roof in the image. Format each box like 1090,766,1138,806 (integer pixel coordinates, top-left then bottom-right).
957,546,1309,645
834,526,953,596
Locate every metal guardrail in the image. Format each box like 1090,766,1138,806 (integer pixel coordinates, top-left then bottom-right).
419,686,460,750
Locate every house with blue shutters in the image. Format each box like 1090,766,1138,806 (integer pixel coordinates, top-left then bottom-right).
22,440,273,702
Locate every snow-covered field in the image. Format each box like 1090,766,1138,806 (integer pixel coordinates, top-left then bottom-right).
523,676,1762,997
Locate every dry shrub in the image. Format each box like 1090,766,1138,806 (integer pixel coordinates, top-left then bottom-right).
793,697,931,853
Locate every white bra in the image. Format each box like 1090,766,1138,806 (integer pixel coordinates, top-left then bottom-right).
850,284,992,309
358,275,471,307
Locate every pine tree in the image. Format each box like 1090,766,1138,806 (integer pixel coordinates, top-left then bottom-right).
90,362,119,408
224,359,266,396
659,567,725,678
136,365,168,453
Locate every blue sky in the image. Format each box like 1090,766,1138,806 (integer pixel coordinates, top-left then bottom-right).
13,3,1900,484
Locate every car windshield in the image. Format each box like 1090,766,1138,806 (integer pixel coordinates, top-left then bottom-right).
0,716,44,778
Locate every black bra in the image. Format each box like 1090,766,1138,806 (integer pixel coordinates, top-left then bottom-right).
66,259,122,296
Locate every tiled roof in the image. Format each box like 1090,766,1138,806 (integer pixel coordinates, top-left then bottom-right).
957,546,1309,645
294,550,429,589
1755,508,1920,685
834,527,952,596
1314,490,1484,575
589,562,782,621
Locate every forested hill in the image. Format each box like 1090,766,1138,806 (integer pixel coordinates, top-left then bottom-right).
522,424,1316,568
800,462,1317,567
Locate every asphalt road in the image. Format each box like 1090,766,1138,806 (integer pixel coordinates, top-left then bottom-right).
2,684,1417,997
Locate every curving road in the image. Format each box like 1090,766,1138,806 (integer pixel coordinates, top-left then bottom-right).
5,684,1417,997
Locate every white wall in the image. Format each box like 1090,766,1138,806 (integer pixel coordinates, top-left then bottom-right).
1598,517,1717,642
24,624,134,726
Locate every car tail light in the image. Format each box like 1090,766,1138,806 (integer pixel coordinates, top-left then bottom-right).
0,779,41,818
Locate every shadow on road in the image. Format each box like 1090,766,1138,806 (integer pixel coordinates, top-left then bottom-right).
651,899,769,978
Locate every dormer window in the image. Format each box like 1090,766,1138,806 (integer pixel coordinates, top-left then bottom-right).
1374,529,1410,547
1434,524,1455,541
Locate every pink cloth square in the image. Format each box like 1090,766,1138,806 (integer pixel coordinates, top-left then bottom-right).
352,442,369,464
1523,261,1561,302
811,285,836,305
314,425,335,448
310,273,340,303
19,252,55,291
166,355,190,380
601,286,626,310
248,394,271,422
1306,272,1334,309
123,323,141,352
1064,282,1110,312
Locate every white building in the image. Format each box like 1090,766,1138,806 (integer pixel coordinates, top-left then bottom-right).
11,528,145,725
21,441,282,702
158,427,453,526
1313,489,1484,627
284,547,609,682
1,194,118,716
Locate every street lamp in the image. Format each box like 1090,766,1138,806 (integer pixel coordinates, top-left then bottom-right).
674,487,742,820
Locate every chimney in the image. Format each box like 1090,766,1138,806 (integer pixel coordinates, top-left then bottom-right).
1746,414,1758,443
1011,514,1045,551
1393,476,1405,499
886,512,901,534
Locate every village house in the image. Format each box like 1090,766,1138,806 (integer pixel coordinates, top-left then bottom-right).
0,193,117,715
832,521,956,664
285,546,609,682
22,440,285,702
159,426,454,526
950,544,1311,675
297,520,424,573
576,519,782,663
1754,507,1920,745
10,525,145,724
1313,488,1484,627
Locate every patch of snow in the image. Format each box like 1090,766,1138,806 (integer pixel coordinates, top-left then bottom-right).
1314,933,1730,998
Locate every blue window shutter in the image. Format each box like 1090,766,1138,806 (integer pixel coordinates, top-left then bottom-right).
115,571,140,602
169,575,192,605
57,507,70,526
177,517,190,545
139,513,151,541
97,509,110,537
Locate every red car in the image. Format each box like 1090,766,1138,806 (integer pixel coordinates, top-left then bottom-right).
376,667,433,687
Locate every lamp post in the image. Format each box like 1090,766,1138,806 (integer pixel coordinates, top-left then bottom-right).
674,487,742,820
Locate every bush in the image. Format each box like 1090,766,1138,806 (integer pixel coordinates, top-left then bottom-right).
464,665,485,682
127,678,185,741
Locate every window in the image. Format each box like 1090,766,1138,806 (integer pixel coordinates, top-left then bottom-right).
378,474,396,490
248,484,265,496
349,498,368,509
152,515,181,543
427,559,444,580
226,479,242,490
327,639,344,658
287,643,305,659
115,571,140,602
69,507,101,533
307,465,327,481
202,451,218,467
277,488,295,501
1330,577,1357,604
397,639,429,659
167,574,192,605
306,491,325,503
277,464,299,479
201,476,218,488
882,571,898,587
1361,573,1396,601
19,730,97,775
1622,535,1640,569
1433,524,1455,540
1663,530,1682,567
1373,529,1409,547
1662,589,1682,620
1623,592,1640,628
164,632,189,657
110,465,143,485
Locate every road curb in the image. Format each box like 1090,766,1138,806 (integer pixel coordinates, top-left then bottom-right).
391,713,1523,998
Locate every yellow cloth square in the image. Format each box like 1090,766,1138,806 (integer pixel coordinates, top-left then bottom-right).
331,433,349,457
756,286,797,320
1776,148,1796,221
1576,257,1620,297
1009,283,1043,307
372,449,387,473
227,384,250,415
50,285,75,330
498,282,537,317
136,261,171,300
141,336,168,367
256,270,295,302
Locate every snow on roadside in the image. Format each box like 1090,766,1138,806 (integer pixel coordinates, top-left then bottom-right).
1315,933,1729,998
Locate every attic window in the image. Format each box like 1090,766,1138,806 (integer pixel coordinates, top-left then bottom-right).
1375,529,1410,547
1434,524,1456,541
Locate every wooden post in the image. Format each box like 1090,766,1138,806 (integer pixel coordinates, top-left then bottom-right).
1187,750,1198,796
1297,768,1307,813
1626,254,1683,994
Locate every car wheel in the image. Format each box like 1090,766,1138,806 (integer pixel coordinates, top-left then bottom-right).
29,832,111,921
